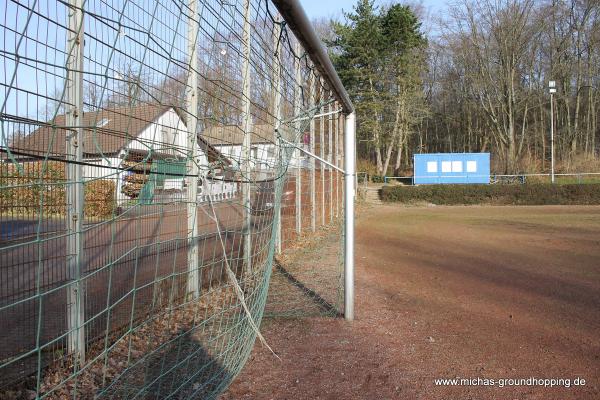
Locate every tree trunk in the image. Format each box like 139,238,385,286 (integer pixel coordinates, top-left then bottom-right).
394,133,403,175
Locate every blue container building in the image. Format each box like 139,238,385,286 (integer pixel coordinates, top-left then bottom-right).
413,153,490,185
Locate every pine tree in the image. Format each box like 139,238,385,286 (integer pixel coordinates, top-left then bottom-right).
329,1,428,175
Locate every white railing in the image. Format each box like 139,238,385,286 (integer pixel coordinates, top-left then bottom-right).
199,179,239,202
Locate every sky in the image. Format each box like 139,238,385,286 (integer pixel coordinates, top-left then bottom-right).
299,0,447,20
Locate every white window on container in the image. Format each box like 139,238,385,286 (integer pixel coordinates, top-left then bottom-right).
426,161,438,173
441,161,452,173
467,160,477,173
452,161,463,172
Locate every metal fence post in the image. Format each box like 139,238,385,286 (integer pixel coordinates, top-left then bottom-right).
320,79,325,226
310,74,316,232
65,0,86,365
186,0,200,298
328,92,333,223
336,113,344,215
344,112,356,321
335,102,340,218
272,17,283,253
294,42,302,235
241,0,252,271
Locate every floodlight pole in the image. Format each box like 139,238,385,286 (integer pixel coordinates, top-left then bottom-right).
344,112,356,321
186,0,200,299
65,0,86,366
551,93,555,184
549,81,556,184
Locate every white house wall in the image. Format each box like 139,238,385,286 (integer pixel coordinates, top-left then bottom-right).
122,108,209,195
215,143,305,170
82,157,122,181
127,108,208,167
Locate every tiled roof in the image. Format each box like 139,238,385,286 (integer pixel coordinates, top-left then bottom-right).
201,124,276,146
10,104,175,158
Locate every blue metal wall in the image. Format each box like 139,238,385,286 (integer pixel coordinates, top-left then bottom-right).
413,153,490,184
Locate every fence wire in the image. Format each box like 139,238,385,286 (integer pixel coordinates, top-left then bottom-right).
0,0,347,398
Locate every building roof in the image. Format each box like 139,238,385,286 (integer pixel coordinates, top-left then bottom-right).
201,124,276,146
7,104,223,163
10,104,170,158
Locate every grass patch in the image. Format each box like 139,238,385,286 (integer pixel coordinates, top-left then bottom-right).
381,184,600,205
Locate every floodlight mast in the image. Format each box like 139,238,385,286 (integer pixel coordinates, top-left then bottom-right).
549,81,556,184
271,0,356,321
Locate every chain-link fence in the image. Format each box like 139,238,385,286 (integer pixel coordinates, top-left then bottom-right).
0,0,354,398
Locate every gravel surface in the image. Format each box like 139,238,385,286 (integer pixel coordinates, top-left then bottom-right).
223,205,600,400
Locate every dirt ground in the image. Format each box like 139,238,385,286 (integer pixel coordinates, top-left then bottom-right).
222,204,600,400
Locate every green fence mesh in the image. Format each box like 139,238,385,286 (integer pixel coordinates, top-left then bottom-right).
0,0,347,398
139,159,187,205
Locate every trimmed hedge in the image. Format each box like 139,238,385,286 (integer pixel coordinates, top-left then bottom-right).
381,184,600,205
